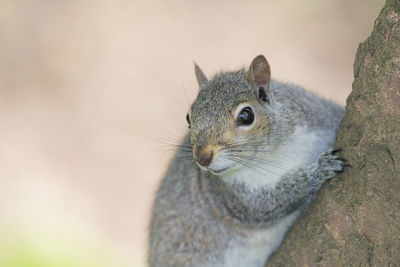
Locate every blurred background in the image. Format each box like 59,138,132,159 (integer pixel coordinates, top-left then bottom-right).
0,0,384,266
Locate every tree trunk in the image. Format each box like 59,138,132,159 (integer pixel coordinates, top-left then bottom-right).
266,0,400,266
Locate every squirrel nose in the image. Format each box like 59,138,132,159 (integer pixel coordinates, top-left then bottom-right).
194,145,214,167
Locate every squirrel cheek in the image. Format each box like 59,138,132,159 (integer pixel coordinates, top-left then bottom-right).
222,129,237,144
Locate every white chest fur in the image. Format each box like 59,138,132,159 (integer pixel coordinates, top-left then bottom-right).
223,127,332,189
221,210,301,267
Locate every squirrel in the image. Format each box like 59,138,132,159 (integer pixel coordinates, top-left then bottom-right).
148,55,346,267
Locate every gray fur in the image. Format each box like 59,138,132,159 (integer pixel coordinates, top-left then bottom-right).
149,57,345,267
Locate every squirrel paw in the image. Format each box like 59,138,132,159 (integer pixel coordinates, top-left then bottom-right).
316,148,347,181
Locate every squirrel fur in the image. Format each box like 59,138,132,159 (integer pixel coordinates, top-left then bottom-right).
148,55,345,267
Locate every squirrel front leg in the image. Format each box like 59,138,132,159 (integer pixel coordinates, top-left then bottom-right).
212,149,346,225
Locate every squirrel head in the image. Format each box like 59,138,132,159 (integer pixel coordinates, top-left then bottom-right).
188,55,273,175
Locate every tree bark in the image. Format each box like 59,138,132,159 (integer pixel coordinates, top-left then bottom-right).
267,0,400,266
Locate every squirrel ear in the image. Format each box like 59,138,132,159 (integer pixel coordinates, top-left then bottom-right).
247,55,271,103
193,62,208,88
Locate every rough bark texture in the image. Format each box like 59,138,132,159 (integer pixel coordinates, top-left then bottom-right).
267,0,400,266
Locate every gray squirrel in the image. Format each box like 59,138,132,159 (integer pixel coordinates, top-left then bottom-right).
148,55,346,267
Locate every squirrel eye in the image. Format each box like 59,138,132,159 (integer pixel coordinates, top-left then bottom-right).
186,113,191,127
237,107,254,126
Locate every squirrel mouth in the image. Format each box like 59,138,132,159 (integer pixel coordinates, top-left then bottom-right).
210,167,229,175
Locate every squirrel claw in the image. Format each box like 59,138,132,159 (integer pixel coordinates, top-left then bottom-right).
331,149,342,154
